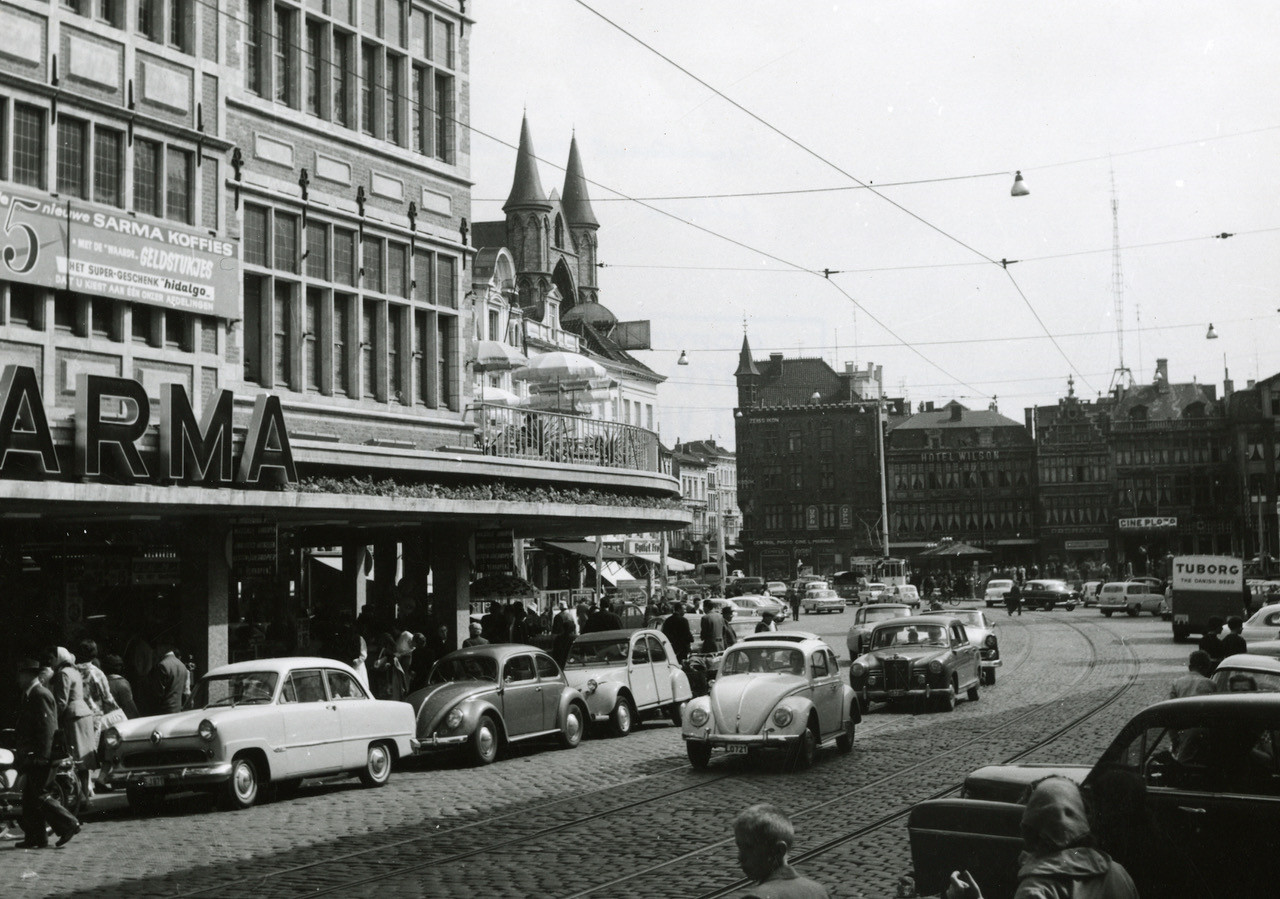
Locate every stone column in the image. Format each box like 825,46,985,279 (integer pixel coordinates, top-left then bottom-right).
179,517,230,674
430,524,473,650
373,538,398,617
342,541,367,615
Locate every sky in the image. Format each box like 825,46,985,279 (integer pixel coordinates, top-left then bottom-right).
467,1,1280,450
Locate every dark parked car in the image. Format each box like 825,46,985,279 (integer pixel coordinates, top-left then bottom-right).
908,694,1280,898
849,616,982,712
725,577,766,598
1019,579,1079,611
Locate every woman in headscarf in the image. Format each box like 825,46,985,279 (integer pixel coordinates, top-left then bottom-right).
74,638,124,797
49,646,96,805
944,776,1137,899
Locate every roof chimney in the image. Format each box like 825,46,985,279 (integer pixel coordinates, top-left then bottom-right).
845,362,854,374
950,404,963,422
1155,358,1169,385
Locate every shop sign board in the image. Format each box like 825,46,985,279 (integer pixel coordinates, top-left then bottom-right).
0,365,296,486
231,522,279,581
1171,555,1243,593
1117,516,1177,531
473,529,516,577
1065,539,1110,551
0,183,239,317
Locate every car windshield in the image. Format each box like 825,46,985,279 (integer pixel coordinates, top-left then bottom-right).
565,639,630,667
865,608,909,623
720,647,805,676
987,580,1012,590
811,590,837,599
938,612,978,627
872,625,948,648
195,672,279,707
429,656,498,684
1211,668,1280,693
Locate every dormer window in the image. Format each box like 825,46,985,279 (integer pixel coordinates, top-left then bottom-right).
1129,405,1148,421
1183,402,1205,419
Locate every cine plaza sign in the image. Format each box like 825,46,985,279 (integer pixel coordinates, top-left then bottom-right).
1117,517,1177,531
0,364,296,486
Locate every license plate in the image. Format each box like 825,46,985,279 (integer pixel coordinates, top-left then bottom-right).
140,775,164,788
724,744,748,755
889,689,906,697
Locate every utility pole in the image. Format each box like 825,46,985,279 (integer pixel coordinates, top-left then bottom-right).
877,397,890,559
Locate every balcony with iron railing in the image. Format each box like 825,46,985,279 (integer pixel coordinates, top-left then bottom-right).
524,320,582,352
473,402,659,473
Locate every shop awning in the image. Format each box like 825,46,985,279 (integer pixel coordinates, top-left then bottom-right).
586,560,629,586
631,551,694,572
539,540,628,561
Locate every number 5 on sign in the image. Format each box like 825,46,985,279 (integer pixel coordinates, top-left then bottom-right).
2,196,42,275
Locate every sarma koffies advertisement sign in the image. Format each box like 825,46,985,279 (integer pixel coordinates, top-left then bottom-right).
0,183,238,318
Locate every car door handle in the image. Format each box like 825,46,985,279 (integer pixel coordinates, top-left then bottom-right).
1177,806,1207,815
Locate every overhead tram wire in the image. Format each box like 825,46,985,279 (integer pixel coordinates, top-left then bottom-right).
170,0,989,397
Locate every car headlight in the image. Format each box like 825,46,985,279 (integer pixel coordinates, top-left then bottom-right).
850,662,865,677
928,660,943,674
197,719,217,742
689,707,709,727
445,708,464,730
772,708,793,728
584,678,598,695
104,728,121,749
985,634,997,648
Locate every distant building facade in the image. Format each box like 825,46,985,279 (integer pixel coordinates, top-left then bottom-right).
675,439,740,551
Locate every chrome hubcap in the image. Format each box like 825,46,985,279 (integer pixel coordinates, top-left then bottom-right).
566,711,582,742
234,763,254,798
369,746,389,778
477,725,496,758
617,704,630,731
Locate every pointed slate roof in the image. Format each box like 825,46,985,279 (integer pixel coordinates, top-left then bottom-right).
734,334,760,377
560,134,599,228
504,116,551,212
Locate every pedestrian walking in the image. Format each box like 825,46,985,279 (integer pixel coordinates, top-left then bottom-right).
74,639,123,799
1198,617,1225,668
103,654,138,719
1221,616,1247,657
151,645,190,713
662,602,694,663
49,647,95,803
732,803,830,898
700,600,729,653
789,588,801,623
1005,582,1023,617
14,658,80,849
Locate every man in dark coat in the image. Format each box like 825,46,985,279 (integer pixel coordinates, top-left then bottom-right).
700,600,729,653
661,602,694,663
152,646,190,714
550,603,577,667
480,602,509,644
1221,616,1247,658
591,598,625,632
1198,617,1225,667
15,659,80,848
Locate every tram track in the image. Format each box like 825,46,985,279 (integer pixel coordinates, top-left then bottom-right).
142,616,1135,899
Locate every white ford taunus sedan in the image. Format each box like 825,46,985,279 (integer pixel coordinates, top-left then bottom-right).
682,633,859,770
103,658,416,813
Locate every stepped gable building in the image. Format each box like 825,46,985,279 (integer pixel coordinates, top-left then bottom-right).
1107,358,1235,567
0,1,683,719
734,334,898,578
472,118,662,428
1029,377,1114,570
886,400,1036,563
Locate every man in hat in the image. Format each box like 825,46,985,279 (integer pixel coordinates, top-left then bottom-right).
15,658,80,848
755,610,777,634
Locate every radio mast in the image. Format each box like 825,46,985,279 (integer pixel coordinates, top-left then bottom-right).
1108,167,1133,393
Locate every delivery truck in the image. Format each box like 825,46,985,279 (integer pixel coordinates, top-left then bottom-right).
1169,554,1248,642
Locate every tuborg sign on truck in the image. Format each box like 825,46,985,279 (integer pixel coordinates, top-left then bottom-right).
1169,555,1244,642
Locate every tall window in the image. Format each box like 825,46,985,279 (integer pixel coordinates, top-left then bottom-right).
361,299,376,398
273,281,293,387
56,118,88,198
436,255,455,308
137,0,160,42
164,146,192,223
274,5,295,106
384,55,401,145
246,1,265,96
433,73,453,163
333,227,356,285
93,127,123,206
273,211,298,273
167,0,191,52
387,242,407,298
305,19,323,116
305,222,328,280
332,33,352,127
304,288,321,391
362,236,383,293
333,294,351,394
388,304,403,401
411,64,427,153
243,274,265,383
243,204,269,266
360,43,376,136
13,104,46,188
133,138,161,216
437,315,453,409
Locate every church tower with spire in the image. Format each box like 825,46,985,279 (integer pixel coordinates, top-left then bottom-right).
735,332,761,408
560,134,600,307
503,115,553,308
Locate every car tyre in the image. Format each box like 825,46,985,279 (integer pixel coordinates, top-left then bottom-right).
1173,626,1189,642
559,703,585,749
836,718,855,753
667,701,684,726
125,785,165,816
967,682,980,701
788,724,818,771
358,741,393,787
938,683,957,712
687,741,712,769
1065,603,1076,611
272,778,303,801
1126,605,1140,617
471,713,501,765
609,697,635,737
1102,609,1114,617
220,756,260,810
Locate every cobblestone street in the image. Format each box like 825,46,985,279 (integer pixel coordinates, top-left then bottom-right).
2,609,1188,898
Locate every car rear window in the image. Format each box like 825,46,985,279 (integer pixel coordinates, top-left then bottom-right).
721,647,804,676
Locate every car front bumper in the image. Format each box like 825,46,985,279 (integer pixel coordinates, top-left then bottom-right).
107,761,233,789
683,729,798,749
857,684,948,703
415,733,471,752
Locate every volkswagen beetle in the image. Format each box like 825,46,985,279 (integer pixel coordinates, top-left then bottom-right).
562,628,692,735
681,632,859,770
849,616,982,712
102,658,415,813
407,644,588,765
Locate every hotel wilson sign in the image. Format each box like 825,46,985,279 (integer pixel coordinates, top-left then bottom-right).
0,183,239,318
0,365,296,486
